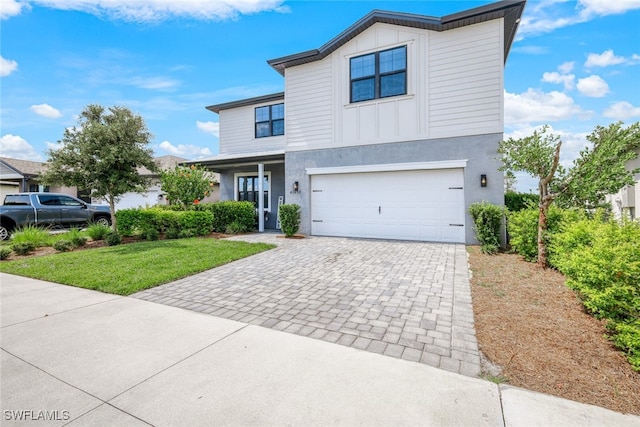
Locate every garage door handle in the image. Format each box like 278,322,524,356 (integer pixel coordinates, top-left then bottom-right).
378,206,381,214
449,224,464,227
449,187,463,190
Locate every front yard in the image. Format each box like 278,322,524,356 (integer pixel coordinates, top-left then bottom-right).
0,237,274,295
468,246,640,415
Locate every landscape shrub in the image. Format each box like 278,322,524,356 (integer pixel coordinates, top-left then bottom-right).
468,201,503,254
53,239,73,252
279,204,301,237
11,225,51,247
504,191,538,212
141,227,160,241
507,206,584,262
86,223,111,240
165,227,181,240
12,242,36,255
225,220,249,235
551,218,640,371
210,201,255,233
67,228,87,247
105,232,122,246
0,246,12,260
115,209,141,236
178,210,213,236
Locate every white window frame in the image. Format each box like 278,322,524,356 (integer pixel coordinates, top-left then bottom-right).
234,171,272,212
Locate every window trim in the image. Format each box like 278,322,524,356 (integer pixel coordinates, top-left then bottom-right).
233,171,272,212
350,45,407,103
255,103,284,139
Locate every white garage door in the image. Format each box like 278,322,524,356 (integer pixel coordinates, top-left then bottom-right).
311,168,465,243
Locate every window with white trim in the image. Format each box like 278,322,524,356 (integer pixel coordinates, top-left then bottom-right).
234,172,271,211
255,103,284,138
350,45,407,103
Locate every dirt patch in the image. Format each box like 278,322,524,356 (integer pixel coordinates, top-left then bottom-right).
467,245,640,415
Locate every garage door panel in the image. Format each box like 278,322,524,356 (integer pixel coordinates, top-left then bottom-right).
311,168,465,243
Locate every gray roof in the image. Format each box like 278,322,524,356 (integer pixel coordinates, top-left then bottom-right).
268,0,526,75
206,92,285,114
0,157,46,177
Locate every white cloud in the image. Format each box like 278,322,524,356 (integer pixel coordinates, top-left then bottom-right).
0,134,43,161
159,140,212,158
0,55,18,77
576,75,610,97
128,76,180,91
585,49,627,68
196,121,219,137
542,71,575,90
30,103,63,118
504,89,589,127
518,0,640,39
558,61,575,74
603,101,640,120
578,0,640,17
0,0,29,19
26,0,289,23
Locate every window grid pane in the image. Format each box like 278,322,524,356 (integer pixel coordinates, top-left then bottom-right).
379,47,406,73
350,54,375,79
380,72,406,98
351,78,375,102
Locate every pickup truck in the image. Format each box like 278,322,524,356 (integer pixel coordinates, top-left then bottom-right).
0,193,112,240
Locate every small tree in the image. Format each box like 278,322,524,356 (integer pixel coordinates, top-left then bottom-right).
40,104,158,231
160,164,216,207
499,122,640,267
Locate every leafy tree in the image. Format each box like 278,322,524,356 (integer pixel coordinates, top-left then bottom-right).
41,104,158,231
160,164,216,207
498,122,639,268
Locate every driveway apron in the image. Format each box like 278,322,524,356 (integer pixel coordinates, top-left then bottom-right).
133,234,481,376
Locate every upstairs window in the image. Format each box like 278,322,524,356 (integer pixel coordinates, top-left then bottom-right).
350,46,407,103
255,103,284,138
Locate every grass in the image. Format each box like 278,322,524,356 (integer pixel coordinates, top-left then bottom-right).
0,238,274,295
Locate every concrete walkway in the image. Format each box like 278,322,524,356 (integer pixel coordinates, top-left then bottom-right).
2,273,639,426
134,234,480,376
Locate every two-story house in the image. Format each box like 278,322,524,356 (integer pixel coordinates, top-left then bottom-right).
198,0,526,243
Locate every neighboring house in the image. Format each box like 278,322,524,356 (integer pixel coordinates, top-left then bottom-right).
0,157,77,200
95,155,220,211
197,1,526,243
606,150,639,220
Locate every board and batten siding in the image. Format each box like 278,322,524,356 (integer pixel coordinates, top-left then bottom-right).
218,102,285,155
283,19,504,153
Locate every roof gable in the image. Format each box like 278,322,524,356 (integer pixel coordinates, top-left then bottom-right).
267,0,526,75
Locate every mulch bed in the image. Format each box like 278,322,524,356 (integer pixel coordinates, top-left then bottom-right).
467,246,640,415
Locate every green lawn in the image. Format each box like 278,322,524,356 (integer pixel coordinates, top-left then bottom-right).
0,238,274,295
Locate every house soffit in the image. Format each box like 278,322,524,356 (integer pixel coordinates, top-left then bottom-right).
267,0,526,75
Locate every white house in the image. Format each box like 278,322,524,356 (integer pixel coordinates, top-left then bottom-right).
197,0,526,243
606,150,640,220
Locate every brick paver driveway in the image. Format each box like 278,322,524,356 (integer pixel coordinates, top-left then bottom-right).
133,233,481,376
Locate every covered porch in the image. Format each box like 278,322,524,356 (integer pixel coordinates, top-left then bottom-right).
189,150,285,232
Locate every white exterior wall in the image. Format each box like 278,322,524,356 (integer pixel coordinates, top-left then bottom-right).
218,101,285,155
284,20,504,152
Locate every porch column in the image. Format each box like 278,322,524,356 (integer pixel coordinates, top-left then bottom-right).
258,163,264,232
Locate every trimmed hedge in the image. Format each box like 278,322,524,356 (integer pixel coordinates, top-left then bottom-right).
468,201,503,254
279,204,301,237
505,191,538,212
115,201,254,238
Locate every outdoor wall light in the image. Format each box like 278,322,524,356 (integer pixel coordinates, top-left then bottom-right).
292,181,299,193
480,174,487,187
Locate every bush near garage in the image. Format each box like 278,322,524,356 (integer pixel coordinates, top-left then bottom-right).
202,201,256,233
468,201,504,254
279,204,301,237
505,191,538,212
507,206,584,262
550,217,640,371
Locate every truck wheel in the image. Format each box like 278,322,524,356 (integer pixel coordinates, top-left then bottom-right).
95,216,111,227
0,224,11,241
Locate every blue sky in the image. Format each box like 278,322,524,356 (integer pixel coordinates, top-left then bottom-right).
1,0,639,192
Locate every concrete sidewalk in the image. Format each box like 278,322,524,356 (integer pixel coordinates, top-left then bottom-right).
1,273,638,426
